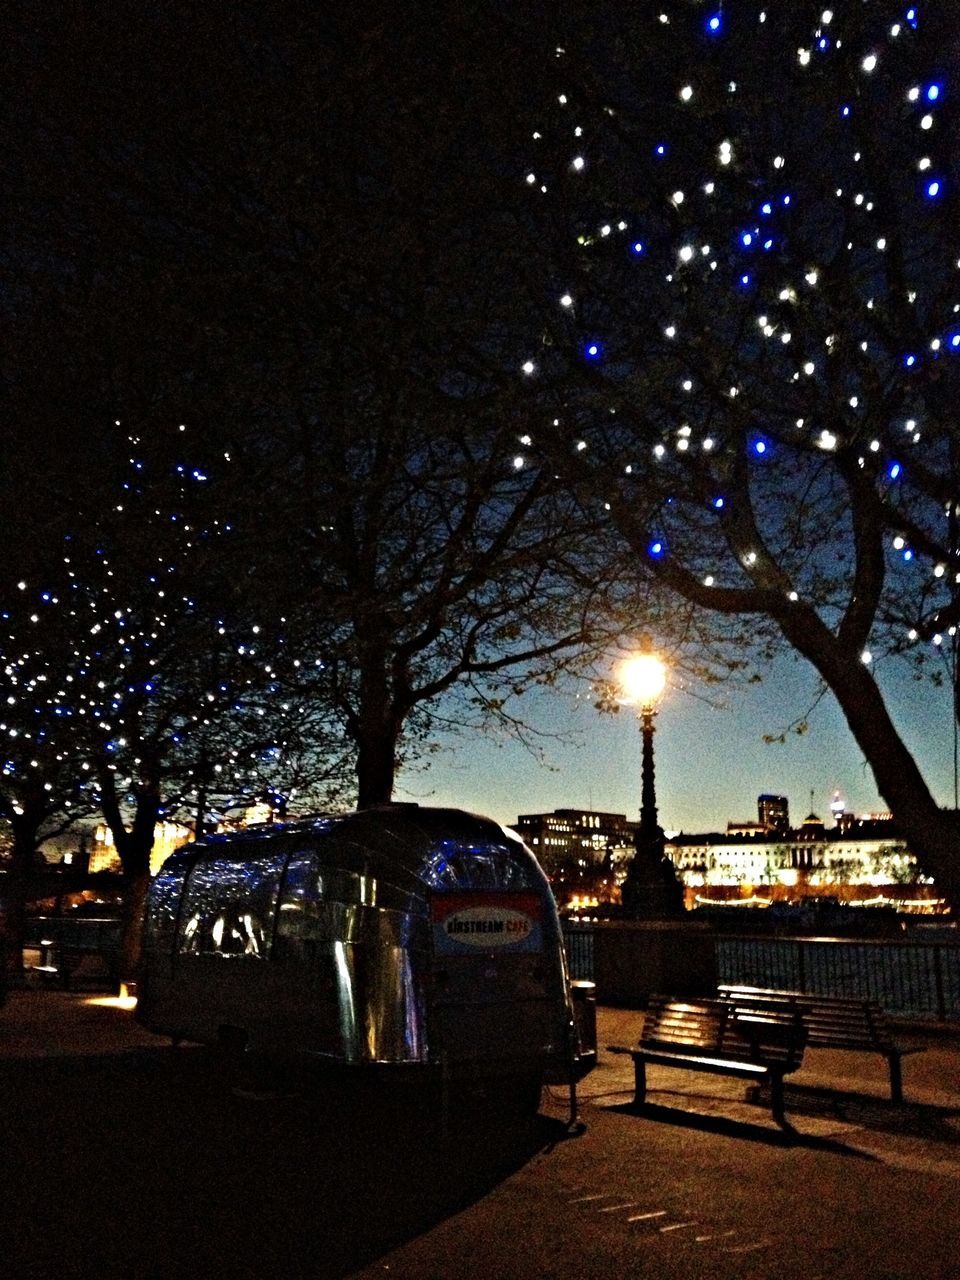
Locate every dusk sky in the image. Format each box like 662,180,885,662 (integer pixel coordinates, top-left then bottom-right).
398,652,958,835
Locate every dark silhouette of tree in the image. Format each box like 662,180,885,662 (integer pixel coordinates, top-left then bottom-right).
517,2,960,901
2,3,636,816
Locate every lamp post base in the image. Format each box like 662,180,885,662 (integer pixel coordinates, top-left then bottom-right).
621,833,685,919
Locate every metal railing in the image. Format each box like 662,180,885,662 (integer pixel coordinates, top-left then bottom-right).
715,935,960,1021
24,916,121,953
563,924,595,982
562,923,960,1021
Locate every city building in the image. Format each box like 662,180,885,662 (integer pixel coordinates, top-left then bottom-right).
759,793,790,832
512,809,634,873
515,794,941,912
667,809,923,904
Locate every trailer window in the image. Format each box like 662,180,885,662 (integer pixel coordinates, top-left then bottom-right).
274,851,324,944
419,839,540,892
178,852,287,959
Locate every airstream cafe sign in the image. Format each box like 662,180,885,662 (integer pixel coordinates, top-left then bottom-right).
432,893,543,954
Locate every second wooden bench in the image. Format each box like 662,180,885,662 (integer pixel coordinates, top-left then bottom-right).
717,985,924,1102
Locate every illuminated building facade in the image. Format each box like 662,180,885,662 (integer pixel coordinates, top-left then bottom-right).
512,809,635,874
667,815,919,900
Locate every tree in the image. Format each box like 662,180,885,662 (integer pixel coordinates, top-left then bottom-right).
515,2,960,900
0,426,353,979
3,3,637,810
264,396,626,807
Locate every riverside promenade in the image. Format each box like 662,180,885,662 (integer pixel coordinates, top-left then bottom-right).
3,990,960,1279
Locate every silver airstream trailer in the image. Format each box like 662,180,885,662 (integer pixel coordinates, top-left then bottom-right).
137,805,595,1111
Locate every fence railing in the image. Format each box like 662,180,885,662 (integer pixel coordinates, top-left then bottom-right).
562,924,960,1021
563,924,595,983
24,917,121,954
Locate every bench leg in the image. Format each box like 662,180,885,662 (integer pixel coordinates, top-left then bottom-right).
888,1053,903,1104
770,1075,787,1128
633,1057,647,1107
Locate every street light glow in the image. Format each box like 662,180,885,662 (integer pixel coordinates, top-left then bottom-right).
619,653,667,707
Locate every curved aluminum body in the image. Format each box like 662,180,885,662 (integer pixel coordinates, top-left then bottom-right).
138,806,580,1082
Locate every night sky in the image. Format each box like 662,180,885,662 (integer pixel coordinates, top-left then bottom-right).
4,3,958,847
399,651,958,833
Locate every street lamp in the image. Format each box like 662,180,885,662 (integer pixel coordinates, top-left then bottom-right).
618,650,684,918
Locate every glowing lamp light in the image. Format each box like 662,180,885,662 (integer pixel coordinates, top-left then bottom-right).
620,653,667,708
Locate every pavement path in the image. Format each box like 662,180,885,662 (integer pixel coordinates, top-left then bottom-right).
3,991,960,1279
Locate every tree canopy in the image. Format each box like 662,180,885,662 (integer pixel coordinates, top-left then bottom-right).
512,1,960,896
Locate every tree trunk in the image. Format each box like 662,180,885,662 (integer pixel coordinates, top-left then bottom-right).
783,620,960,906
118,864,152,989
356,729,398,808
98,762,161,988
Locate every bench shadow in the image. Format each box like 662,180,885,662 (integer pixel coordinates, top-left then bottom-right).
1,1046,570,1280
607,1097,879,1157
782,1081,960,1145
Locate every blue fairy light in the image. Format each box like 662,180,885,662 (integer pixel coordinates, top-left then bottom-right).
713,497,725,509
904,354,918,367
655,143,667,156
948,332,960,349
926,83,942,101
583,339,603,361
753,438,768,456
631,240,645,255
905,8,918,29
925,178,942,199
889,462,902,480
760,202,773,215
741,231,754,247
707,13,722,34
903,549,913,560
648,539,665,557
740,273,752,287
841,104,851,118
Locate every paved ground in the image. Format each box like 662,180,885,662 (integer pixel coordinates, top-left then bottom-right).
3,991,960,1279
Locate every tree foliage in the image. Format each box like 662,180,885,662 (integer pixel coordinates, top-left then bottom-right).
514,1,960,897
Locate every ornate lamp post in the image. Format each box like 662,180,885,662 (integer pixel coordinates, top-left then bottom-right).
618,651,684,918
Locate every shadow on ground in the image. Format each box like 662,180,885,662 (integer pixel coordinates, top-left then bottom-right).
782,1080,960,1145
606,1097,877,1155
604,1077,960,1158
0,1047,566,1280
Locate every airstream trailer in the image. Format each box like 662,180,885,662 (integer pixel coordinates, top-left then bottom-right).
137,805,595,1110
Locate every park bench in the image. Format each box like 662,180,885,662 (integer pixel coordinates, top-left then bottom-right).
717,985,924,1102
608,995,807,1127
32,942,119,991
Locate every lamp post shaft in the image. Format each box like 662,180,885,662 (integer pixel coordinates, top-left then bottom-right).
639,707,659,839
622,701,684,919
